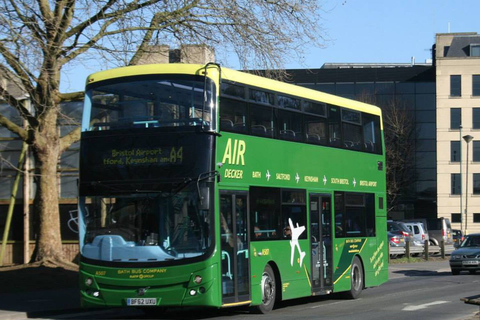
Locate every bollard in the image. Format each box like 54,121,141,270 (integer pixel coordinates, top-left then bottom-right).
441,239,445,259
406,240,410,262
424,240,429,261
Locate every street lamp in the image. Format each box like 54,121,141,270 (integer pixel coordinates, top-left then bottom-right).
463,134,474,235
459,126,463,233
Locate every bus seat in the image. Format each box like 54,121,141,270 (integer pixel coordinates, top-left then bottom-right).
280,129,296,140
252,125,267,136
221,119,234,130
233,122,247,133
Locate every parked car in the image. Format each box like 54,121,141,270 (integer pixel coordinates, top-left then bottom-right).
387,220,413,244
403,218,453,246
388,231,406,247
449,233,480,275
452,229,464,248
388,231,405,259
403,221,429,247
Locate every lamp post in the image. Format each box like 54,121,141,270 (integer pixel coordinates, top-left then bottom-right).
459,126,463,233
463,134,474,235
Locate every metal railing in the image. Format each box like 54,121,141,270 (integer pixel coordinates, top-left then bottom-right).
389,240,455,261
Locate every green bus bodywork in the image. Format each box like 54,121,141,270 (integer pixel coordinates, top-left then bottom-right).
79,64,388,311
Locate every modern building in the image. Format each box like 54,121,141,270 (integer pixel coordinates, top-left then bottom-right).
284,62,437,221
435,32,480,235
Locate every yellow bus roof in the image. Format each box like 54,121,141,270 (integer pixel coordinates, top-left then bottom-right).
86,63,382,117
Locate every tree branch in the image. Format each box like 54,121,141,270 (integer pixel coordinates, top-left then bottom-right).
0,47,36,94
60,125,80,152
59,91,84,102
0,111,27,140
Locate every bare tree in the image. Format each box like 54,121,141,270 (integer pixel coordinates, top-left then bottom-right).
0,0,326,265
382,99,416,211
357,93,416,212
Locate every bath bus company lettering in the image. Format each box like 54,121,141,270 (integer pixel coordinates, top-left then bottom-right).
78,63,388,313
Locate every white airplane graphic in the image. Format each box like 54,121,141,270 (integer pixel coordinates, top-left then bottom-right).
288,218,306,267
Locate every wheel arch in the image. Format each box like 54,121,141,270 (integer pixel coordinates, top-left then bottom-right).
267,261,283,301
353,254,366,290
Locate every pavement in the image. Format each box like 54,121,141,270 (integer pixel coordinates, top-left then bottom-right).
0,260,478,320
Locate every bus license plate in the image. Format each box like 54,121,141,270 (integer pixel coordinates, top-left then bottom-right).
127,298,157,306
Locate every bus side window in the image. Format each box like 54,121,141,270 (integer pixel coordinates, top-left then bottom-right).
328,105,342,147
250,187,281,241
220,98,247,133
250,104,275,138
363,114,382,155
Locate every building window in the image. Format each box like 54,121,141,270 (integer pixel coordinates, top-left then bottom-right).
451,173,461,195
473,75,480,96
474,173,480,195
474,213,480,223
451,213,461,223
451,141,460,162
473,108,480,129
471,44,480,57
450,108,461,129
450,75,461,97
474,141,480,162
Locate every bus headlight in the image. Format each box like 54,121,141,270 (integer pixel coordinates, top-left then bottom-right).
194,275,202,284
85,277,93,286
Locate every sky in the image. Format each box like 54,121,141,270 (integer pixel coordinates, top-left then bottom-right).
60,0,480,92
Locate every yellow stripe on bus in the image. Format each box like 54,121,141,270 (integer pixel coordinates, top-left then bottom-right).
222,301,252,307
304,264,312,288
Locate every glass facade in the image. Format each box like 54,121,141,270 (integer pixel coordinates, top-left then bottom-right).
291,67,436,218
0,64,440,256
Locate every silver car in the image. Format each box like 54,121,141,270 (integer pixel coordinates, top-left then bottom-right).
404,222,429,247
449,233,480,275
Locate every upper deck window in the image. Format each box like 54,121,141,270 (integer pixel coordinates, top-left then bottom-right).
249,89,274,105
221,82,245,99
303,101,326,117
278,95,301,110
83,75,216,132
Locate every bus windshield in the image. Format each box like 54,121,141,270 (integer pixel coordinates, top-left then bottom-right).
82,74,216,132
80,182,212,263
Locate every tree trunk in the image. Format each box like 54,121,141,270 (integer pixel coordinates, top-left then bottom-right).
30,108,66,264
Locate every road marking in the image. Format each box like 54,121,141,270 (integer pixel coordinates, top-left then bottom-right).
402,300,450,311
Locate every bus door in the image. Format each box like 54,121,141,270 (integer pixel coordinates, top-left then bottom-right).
220,192,250,304
309,194,333,293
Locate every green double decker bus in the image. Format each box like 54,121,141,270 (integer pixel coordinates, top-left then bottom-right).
78,63,388,313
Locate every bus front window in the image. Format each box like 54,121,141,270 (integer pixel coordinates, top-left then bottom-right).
80,183,212,262
82,75,216,132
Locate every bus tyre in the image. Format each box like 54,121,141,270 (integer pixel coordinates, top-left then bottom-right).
343,256,363,299
258,264,276,313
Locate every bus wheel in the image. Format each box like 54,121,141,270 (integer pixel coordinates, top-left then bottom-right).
258,264,276,313
343,256,363,299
